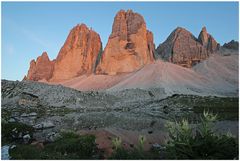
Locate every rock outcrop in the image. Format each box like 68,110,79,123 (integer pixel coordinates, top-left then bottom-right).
198,27,220,52
50,24,102,82
96,9,155,75
24,52,54,81
223,40,239,50
156,27,219,67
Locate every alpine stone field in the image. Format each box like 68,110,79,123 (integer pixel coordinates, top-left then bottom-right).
2,9,239,159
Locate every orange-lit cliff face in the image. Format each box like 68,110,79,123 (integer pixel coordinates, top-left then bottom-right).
25,24,102,82
24,52,54,81
95,9,155,75
50,24,102,82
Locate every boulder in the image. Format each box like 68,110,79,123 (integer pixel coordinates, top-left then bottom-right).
45,132,61,142
23,134,31,144
96,9,155,75
151,143,166,150
33,121,55,129
8,118,16,123
28,112,37,116
20,113,28,117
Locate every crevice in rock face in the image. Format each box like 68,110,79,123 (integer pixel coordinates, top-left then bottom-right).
94,43,103,74
147,44,151,53
21,92,38,98
125,42,135,50
170,29,181,62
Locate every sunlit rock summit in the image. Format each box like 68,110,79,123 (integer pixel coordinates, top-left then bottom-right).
24,52,54,81
95,9,155,75
50,24,102,82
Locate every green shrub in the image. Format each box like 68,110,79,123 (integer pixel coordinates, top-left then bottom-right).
112,137,122,150
9,144,41,160
110,137,129,159
43,133,98,159
109,148,149,160
165,111,238,159
109,135,150,160
109,148,131,160
2,122,34,144
110,146,155,160
137,135,146,152
9,132,101,160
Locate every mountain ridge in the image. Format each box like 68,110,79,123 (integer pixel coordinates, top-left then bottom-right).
23,9,238,95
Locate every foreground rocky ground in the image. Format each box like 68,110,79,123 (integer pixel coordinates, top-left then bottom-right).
1,79,239,159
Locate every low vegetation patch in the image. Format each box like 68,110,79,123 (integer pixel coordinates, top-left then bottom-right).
9,131,102,160
109,111,238,160
2,122,34,145
192,97,239,120
109,135,160,159
9,144,41,160
165,111,238,159
42,132,100,159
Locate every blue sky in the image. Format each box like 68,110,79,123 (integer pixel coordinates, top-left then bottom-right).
2,2,239,81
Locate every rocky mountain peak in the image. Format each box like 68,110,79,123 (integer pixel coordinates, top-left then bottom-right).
36,52,50,63
110,9,145,40
41,51,49,57
198,26,219,52
49,23,102,82
175,26,186,31
24,23,102,82
25,52,54,81
96,9,154,75
156,27,210,67
223,40,239,50
30,59,36,66
156,26,221,68
201,26,207,33
198,27,208,47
